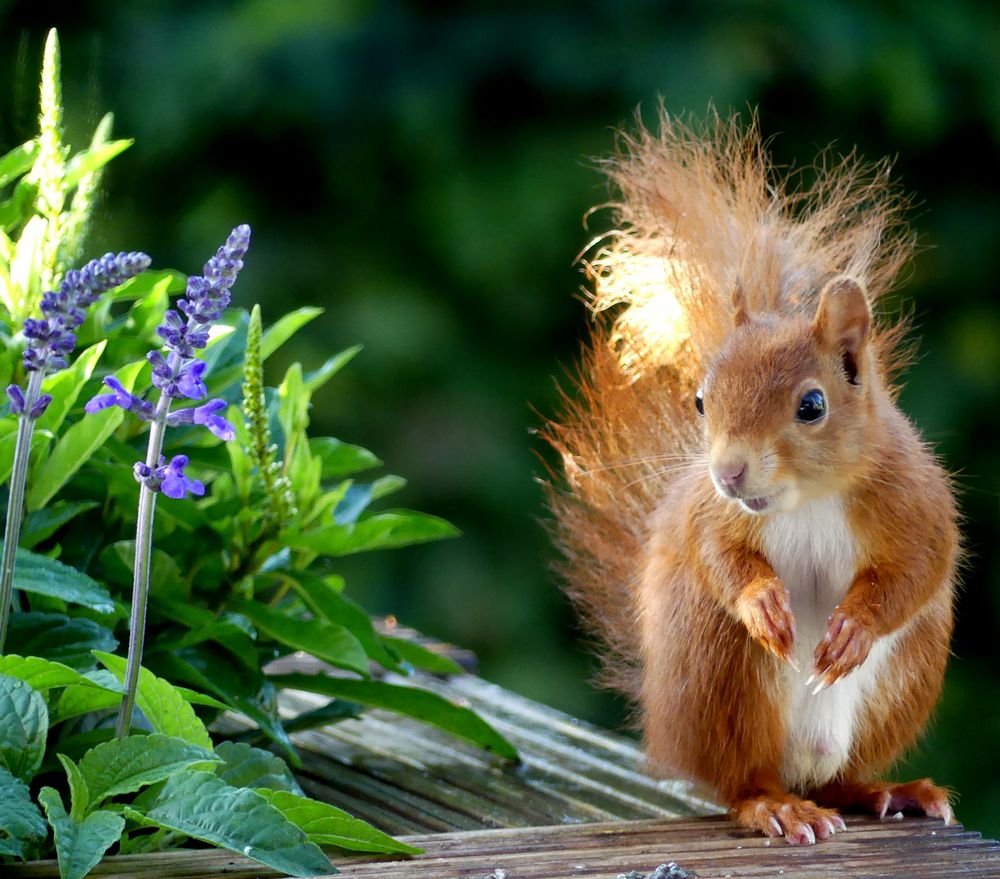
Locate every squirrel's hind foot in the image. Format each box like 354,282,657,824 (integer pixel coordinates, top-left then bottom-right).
733,795,846,845
812,778,955,824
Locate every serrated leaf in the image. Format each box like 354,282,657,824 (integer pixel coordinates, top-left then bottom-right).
382,636,465,676
258,789,420,855
230,599,369,677
27,358,145,510
79,734,220,805
309,437,380,480
288,573,399,670
0,655,114,692
0,764,46,860
0,546,115,612
150,647,298,766
125,771,332,877
39,787,124,879
95,653,212,750
5,612,117,671
281,510,459,557
0,673,48,781
56,754,89,821
270,674,518,761
213,741,302,794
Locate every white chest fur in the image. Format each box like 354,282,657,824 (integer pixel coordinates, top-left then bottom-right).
761,496,897,790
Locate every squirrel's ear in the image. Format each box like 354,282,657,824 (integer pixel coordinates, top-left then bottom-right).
813,275,871,384
732,281,750,327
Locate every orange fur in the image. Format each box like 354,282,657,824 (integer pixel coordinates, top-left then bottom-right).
542,111,959,844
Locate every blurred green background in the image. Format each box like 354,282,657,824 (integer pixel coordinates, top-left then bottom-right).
1,0,997,836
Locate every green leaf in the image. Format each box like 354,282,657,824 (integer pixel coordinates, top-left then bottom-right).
51,682,121,724
0,546,115,612
270,674,518,761
125,771,333,877
5,612,117,671
288,573,400,670
95,653,213,750
39,787,124,879
62,139,132,189
213,741,303,794
35,341,106,436
0,139,39,189
79,734,220,805
0,673,48,781
150,648,299,766
0,655,114,693
302,345,362,394
27,358,145,510
229,599,369,677
56,754,89,821
0,765,46,860
258,789,420,855
281,510,460,557
381,636,465,676
309,437,381,480
21,500,100,550
261,307,323,359
281,699,362,734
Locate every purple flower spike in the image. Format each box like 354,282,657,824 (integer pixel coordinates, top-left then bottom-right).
24,251,151,375
167,398,236,441
159,455,205,499
85,376,154,420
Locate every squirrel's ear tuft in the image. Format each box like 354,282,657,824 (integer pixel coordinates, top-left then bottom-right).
732,281,750,327
813,275,871,384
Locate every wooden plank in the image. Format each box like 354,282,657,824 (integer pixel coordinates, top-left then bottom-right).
10,816,999,879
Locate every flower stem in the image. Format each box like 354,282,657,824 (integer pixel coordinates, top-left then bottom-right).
115,394,170,738
0,369,45,654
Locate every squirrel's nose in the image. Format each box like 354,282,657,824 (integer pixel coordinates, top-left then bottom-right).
716,461,747,492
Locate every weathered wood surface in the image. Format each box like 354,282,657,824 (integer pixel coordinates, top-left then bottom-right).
11,816,999,878
12,658,998,878
214,658,718,834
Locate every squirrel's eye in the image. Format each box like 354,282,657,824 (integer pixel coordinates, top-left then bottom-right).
796,389,826,423
695,387,704,416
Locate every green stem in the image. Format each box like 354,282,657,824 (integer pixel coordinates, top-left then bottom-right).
0,370,45,654
115,394,170,738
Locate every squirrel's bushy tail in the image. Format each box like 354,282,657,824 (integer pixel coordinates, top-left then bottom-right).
542,110,913,699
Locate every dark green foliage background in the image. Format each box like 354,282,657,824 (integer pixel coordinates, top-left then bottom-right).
1,0,997,835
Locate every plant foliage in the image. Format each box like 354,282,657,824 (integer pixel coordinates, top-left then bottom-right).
0,29,515,878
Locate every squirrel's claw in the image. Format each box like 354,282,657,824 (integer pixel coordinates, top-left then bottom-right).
811,608,875,691
737,577,797,665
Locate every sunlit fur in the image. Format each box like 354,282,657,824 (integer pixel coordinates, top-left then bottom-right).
542,110,959,842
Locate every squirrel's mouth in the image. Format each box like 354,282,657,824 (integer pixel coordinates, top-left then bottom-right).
737,492,781,514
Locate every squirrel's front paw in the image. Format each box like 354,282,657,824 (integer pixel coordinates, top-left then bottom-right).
811,608,875,692
737,577,796,665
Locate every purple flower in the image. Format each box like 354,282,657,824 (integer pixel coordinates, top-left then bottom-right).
147,352,207,400
133,455,205,499
84,377,155,420
24,251,151,374
172,225,251,331
6,385,25,415
167,399,236,441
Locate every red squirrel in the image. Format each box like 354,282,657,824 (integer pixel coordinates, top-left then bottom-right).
544,112,959,844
